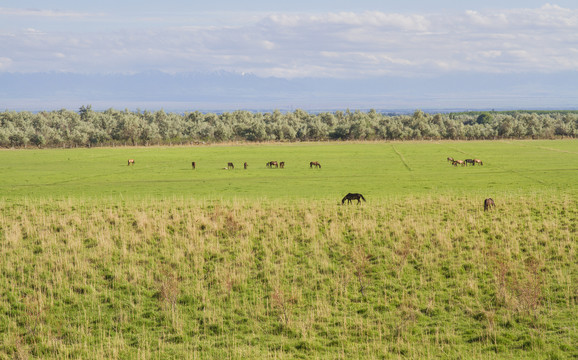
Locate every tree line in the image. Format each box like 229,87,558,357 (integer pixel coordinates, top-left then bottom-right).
0,106,576,148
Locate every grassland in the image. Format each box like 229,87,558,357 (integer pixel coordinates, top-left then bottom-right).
0,140,576,359
0,140,576,200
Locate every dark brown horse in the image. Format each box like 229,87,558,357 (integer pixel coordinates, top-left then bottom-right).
342,193,366,204
267,161,278,168
484,198,495,211
310,161,321,168
244,162,248,169
128,159,135,165
465,159,475,166
192,161,196,169
228,162,234,169
279,161,285,168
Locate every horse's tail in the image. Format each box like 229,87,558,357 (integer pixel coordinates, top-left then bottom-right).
360,194,366,202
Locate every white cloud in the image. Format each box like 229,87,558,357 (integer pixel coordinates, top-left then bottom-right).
1,6,577,77
24,28,46,35
0,57,13,70
0,7,96,18
275,11,432,32
261,40,276,50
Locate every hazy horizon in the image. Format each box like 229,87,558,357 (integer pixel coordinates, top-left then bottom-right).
2,70,577,113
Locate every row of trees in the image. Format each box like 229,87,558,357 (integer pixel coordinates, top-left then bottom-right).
0,106,576,148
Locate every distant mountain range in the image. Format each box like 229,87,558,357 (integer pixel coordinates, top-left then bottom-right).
1,71,577,112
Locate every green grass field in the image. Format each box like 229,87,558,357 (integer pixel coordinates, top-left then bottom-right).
0,140,576,359
1,140,577,200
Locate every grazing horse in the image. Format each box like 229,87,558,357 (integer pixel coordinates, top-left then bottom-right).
310,161,321,168
244,162,248,169
447,157,454,163
227,162,234,169
474,159,483,165
342,193,366,204
279,161,285,169
452,160,465,167
484,198,495,211
465,159,475,166
128,159,135,166
192,161,196,169
267,161,278,168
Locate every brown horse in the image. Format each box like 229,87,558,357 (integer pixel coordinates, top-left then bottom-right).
484,198,495,211
447,157,454,163
342,193,366,204
267,161,278,168
192,161,196,169
452,160,464,167
227,162,234,169
244,162,248,169
279,161,285,168
310,161,321,168
128,159,135,165
474,159,483,165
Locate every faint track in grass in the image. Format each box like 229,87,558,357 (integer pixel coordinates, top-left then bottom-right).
447,146,469,156
499,142,578,186
391,144,412,171
500,168,547,185
503,141,578,155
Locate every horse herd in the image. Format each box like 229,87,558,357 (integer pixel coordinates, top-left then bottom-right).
127,158,495,210
129,159,320,170
266,161,285,168
130,157,484,169
447,157,483,166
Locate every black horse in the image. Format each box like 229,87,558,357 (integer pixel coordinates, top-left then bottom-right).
342,193,366,204
465,159,475,166
484,198,495,211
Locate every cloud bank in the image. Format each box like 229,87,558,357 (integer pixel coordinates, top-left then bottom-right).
0,4,577,78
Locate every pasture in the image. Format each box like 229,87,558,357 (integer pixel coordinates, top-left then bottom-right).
0,140,576,200
0,140,576,359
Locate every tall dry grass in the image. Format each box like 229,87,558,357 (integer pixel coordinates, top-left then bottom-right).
0,194,575,358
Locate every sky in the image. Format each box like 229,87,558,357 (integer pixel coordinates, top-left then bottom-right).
1,1,578,110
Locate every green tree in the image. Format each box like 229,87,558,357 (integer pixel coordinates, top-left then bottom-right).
29,133,46,147
214,122,233,142
476,113,493,125
329,124,350,140
9,131,28,147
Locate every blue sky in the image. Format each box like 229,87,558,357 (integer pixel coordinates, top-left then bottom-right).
1,1,578,110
